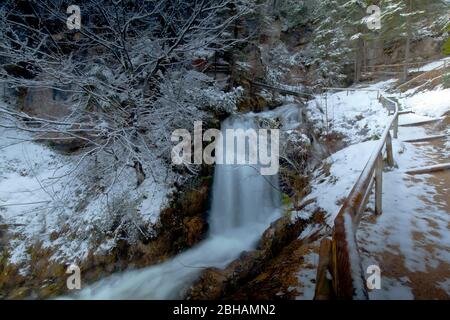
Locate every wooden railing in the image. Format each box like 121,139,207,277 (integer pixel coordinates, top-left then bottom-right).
315,95,399,300
362,59,448,75
396,59,450,92
247,78,313,98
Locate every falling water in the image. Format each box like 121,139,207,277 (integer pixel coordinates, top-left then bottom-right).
209,116,280,233
72,115,281,299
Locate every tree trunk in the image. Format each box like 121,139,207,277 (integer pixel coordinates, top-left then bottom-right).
354,38,364,83
403,0,412,81
403,32,411,81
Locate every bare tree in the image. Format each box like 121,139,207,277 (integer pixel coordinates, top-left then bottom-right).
0,0,248,184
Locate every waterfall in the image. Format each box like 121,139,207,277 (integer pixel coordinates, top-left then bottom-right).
71,115,281,299
210,116,280,234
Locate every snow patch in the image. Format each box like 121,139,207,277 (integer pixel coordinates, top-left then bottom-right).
399,88,450,118
0,116,171,266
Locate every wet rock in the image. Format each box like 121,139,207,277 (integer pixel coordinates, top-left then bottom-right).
230,239,320,300
186,210,326,300
187,251,263,300
237,95,269,112
259,214,314,255
186,267,228,300
183,216,205,247
8,287,31,299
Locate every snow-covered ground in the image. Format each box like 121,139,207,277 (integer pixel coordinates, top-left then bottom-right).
408,56,450,73
294,244,319,300
399,87,450,118
359,112,450,299
0,109,171,270
306,80,396,144
298,80,398,225
302,76,450,225
295,75,450,299
303,140,380,226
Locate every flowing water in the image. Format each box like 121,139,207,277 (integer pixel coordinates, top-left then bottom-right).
72,115,281,299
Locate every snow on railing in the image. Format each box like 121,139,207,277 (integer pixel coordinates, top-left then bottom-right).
397,59,450,92
363,58,449,75
314,95,399,300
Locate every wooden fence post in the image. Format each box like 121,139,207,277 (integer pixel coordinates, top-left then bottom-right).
393,116,398,139
314,239,333,300
386,132,394,167
375,155,383,215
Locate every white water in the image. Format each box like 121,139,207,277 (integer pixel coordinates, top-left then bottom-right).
72,115,281,299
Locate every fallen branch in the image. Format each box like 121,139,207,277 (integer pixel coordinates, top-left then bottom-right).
405,163,450,175
403,134,449,143
400,117,444,127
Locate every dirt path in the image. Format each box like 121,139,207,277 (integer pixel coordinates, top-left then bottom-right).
357,115,450,299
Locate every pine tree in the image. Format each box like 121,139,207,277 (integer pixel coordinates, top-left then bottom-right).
341,0,374,82
308,0,378,86
306,0,448,87
380,0,447,43
380,0,448,79
278,0,317,30
307,0,353,88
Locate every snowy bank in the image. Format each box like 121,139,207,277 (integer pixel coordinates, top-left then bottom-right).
0,120,171,268
399,88,450,118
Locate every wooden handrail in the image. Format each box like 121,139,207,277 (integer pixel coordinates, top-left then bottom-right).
322,87,380,93
396,60,450,91
315,95,399,300
364,59,444,68
247,79,314,98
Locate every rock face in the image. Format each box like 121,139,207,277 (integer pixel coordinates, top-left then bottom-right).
186,210,326,300
230,239,319,300
368,36,443,67
157,178,212,252
22,87,71,120
17,86,88,152
16,86,92,153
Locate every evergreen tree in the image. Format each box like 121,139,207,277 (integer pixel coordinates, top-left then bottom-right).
278,0,317,30
380,0,448,79
301,0,447,87
308,0,376,86
307,0,353,88
380,0,447,44
341,0,374,82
